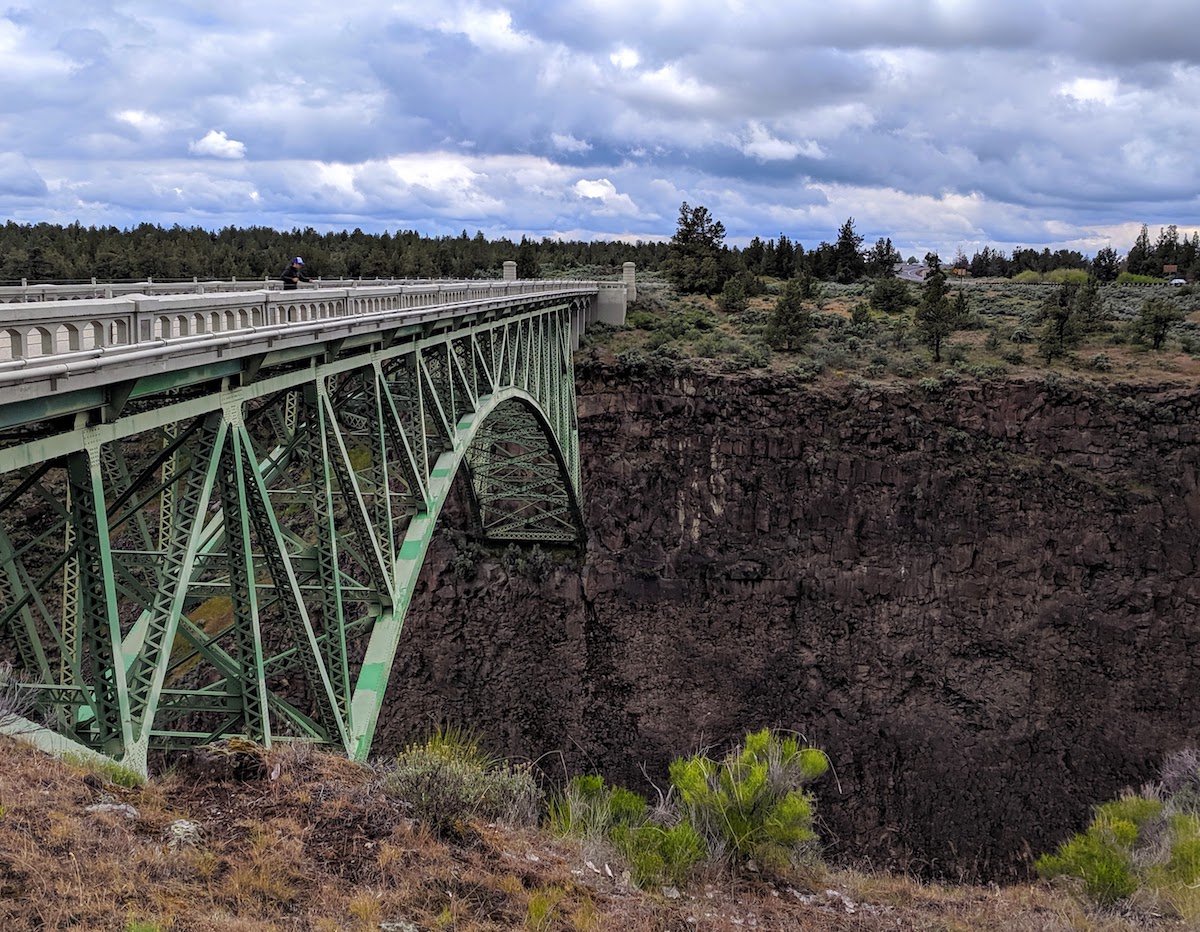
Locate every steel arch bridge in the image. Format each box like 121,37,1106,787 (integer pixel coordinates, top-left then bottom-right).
0,276,626,771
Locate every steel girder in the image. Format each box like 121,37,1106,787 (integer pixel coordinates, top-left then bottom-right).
0,302,586,770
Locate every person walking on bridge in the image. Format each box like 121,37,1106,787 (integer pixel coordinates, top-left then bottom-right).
280,256,311,290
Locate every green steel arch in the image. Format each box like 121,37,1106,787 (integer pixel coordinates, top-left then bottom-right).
0,297,590,771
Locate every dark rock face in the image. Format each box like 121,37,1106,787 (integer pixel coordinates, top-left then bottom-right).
375,363,1200,881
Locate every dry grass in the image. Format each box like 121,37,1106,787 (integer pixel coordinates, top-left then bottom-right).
0,734,1191,931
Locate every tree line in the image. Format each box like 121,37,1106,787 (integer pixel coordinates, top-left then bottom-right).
0,221,667,285
663,203,1199,296
1,213,1195,288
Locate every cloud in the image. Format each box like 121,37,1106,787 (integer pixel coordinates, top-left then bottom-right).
0,152,48,196
551,133,592,154
189,130,246,160
115,110,167,134
609,47,639,69
574,178,640,217
738,123,825,162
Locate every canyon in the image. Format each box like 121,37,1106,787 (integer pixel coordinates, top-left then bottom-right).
375,354,1200,880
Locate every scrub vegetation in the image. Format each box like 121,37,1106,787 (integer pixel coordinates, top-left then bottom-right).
0,729,1192,931
587,270,1200,388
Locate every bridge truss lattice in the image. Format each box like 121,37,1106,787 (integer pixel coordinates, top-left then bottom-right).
0,298,587,771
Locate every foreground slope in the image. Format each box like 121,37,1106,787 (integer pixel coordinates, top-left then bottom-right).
0,735,1186,931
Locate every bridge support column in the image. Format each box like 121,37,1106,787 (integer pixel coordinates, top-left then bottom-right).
503,261,517,282
596,285,626,326
623,262,637,303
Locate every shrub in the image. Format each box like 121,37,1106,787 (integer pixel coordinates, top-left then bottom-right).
694,331,742,358
1036,750,1200,916
717,277,749,313
610,822,706,888
661,307,716,338
669,728,827,873
547,774,702,888
731,341,772,370
849,301,873,332
384,728,541,838
946,343,968,365
546,774,645,841
1045,268,1089,284
626,310,659,330
1036,821,1139,904
791,359,824,382
0,660,38,728
869,277,912,314
615,348,647,372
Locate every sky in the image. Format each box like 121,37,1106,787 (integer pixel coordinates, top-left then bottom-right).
1,1,1198,261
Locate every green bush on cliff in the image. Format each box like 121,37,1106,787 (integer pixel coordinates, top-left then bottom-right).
670,728,828,873
1037,749,1200,918
546,774,704,887
1035,795,1158,903
548,729,829,887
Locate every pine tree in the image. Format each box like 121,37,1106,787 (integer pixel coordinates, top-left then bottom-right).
664,202,728,295
833,217,865,283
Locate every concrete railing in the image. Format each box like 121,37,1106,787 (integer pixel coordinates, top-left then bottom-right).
0,276,457,303
0,278,629,368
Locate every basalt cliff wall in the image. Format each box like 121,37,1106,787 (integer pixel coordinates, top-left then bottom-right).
375,358,1200,880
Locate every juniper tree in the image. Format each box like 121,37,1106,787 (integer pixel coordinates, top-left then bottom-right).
766,277,815,350
1038,277,1106,361
913,252,966,362
1133,295,1185,350
869,276,912,314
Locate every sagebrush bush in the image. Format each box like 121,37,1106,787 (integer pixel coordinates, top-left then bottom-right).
0,660,37,727
669,728,828,873
384,730,541,837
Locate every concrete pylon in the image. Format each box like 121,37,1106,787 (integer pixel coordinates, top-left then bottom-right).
622,262,637,302
503,261,517,281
